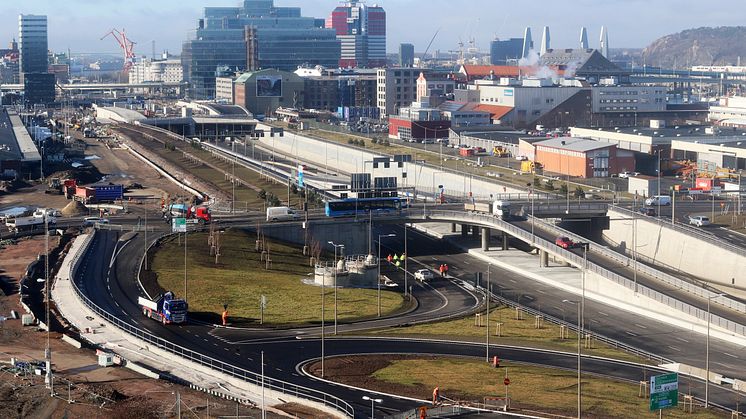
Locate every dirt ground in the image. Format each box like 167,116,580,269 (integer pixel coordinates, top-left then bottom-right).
0,237,291,419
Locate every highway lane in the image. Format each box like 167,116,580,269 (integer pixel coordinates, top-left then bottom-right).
509,217,746,326
74,229,744,417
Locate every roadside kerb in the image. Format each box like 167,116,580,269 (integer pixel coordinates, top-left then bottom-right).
54,232,354,418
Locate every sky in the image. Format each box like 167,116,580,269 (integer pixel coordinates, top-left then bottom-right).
2,0,745,56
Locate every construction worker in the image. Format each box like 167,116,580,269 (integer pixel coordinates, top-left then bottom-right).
432,386,440,405
221,309,228,326
438,264,444,277
444,264,449,276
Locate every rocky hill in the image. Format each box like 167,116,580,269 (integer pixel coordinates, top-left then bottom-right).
642,26,746,68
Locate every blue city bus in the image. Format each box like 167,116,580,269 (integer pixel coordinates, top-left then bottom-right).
325,197,404,217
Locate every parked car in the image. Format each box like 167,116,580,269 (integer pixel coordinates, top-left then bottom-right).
555,236,577,249
638,207,656,216
414,269,434,282
689,215,711,227
515,155,528,161
83,217,109,226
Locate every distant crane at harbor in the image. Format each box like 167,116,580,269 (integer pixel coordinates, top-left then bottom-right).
101,28,136,73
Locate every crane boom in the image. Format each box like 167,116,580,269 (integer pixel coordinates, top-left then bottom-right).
423,28,441,61
101,28,136,73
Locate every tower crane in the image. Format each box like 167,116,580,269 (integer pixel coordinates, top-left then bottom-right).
101,29,136,73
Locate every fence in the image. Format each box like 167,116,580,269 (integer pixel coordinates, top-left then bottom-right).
67,232,354,417
420,209,746,337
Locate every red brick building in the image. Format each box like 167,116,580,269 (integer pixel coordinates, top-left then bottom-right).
533,137,635,178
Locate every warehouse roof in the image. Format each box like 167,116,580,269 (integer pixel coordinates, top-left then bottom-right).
535,137,613,152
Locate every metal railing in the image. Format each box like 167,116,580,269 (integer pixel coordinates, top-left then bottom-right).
525,210,746,316
417,209,746,337
68,232,354,417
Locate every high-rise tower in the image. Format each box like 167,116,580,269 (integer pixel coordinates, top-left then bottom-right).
522,27,533,58
600,26,609,58
326,1,387,68
580,27,589,49
540,26,550,56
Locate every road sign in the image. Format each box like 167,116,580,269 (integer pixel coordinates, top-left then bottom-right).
650,373,678,411
260,295,267,309
503,377,511,386
172,217,187,233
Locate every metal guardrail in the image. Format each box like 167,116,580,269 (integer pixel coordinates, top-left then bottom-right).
67,232,354,417
525,209,746,316
419,209,746,337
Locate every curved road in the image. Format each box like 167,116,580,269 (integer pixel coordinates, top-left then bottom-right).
74,229,742,417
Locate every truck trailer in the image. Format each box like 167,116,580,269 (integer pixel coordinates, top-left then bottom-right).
5,216,54,233
138,292,188,325
463,200,512,220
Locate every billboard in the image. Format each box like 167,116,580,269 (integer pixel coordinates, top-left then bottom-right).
256,76,282,97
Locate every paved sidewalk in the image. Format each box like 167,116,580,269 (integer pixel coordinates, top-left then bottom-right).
52,233,340,417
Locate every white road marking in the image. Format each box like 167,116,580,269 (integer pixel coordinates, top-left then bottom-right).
723,352,739,359
626,331,638,337
667,346,681,352
676,337,689,343
634,323,647,329
597,311,608,316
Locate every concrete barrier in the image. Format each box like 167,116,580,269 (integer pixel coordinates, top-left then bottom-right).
603,208,746,290
61,334,82,349
123,360,160,380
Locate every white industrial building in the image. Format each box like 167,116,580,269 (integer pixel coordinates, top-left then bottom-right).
129,56,183,84
709,96,746,128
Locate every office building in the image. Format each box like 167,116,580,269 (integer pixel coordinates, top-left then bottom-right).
18,15,47,77
399,43,415,67
18,14,53,106
233,68,304,116
326,2,386,68
489,38,523,65
377,68,454,117
182,0,340,99
129,56,184,84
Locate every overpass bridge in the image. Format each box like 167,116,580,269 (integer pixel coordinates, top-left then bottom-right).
359,208,746,340
0,81,187,92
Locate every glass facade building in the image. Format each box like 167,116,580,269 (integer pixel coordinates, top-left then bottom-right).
18,15,48,76
490,38,523,65
182,0,340,99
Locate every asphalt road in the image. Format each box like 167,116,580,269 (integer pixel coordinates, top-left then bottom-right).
73,228,744,417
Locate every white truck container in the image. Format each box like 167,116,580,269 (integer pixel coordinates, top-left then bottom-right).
266,206,299,222
5,216,53,233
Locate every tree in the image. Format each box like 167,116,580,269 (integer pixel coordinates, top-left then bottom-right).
574,186,586,198
559,184,568,196
257,189,267,200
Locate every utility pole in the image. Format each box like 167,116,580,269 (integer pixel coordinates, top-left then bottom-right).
486,264,491,362
44,212,52,396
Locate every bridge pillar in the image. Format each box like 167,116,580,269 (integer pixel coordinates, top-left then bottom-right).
481,227,490,251
540,250,549,267
461,224,469,236
451,223,457,233
502,232,509,251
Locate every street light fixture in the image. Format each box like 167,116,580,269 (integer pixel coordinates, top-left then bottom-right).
376,234,396,317
327,241,344,335
362,396,383,418
705,293,725,408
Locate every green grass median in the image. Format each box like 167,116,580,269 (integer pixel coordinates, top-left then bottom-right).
151,230,405,326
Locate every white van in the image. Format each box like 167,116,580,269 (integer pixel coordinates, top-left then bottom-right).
645,195,671,206
266,206,299,222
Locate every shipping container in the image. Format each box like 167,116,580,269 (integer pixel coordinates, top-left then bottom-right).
93,185,124,202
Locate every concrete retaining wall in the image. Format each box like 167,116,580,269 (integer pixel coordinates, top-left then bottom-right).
602,208,745,290
257,124,526,199
252,220,373,256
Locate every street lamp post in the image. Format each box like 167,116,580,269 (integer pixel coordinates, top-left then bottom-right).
327,241,345,335
376,234,396,317
563,298,582,419
705,293,725,408
362,396,383,418
486,264,491,362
